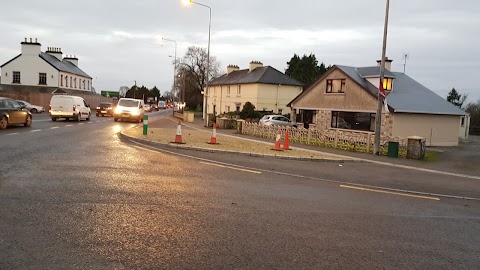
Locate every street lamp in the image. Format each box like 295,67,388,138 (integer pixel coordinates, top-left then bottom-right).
162,38,177,105
182,0,211,126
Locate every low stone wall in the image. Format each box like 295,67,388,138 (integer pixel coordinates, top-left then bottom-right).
0,90,113,109
240,121,407,155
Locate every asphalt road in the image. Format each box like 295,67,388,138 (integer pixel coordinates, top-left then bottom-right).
1,110,479,269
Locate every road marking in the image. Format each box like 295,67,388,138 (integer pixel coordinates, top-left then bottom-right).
127,139,480,201
78,123,84,125
6,132,19,136
50,127,59,129
65,124,73,127
340,185,440,201
96,121,100,123
30,129,42,132
199,161,262,174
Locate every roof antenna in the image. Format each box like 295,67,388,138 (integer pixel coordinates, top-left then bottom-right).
403,52,409,74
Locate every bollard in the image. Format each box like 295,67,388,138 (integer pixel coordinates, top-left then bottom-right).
143,115,148,135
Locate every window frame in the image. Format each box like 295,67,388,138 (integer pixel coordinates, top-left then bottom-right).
39,73,47,85
12,71,21,84
326,79,346,93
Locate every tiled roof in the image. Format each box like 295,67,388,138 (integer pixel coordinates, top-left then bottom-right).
336,65,466,116
39,52,92,79
209,66,303,87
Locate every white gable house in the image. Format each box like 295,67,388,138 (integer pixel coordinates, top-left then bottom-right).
0,38,92,91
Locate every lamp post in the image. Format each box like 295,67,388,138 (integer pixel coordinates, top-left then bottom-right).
162,38,177,105
183,0,211,126
373,0,390,155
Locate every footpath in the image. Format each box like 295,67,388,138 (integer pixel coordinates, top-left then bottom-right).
120,114,480,178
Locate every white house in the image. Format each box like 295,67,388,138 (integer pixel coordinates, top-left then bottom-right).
0,38,92,91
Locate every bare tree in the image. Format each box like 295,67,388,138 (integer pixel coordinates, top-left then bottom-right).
119,86,129,98
178,46,221,109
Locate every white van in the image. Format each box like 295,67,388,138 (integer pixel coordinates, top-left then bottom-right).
49,95,91,121
113,98,145,122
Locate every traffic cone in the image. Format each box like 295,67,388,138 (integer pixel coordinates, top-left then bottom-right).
272,129,283,151
172,120,186,144
208,123,219,144
283,128,291,150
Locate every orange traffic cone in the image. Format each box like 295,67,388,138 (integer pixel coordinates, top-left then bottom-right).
172,120,186,144
272,129,283,151
208,123,218,144
283,129,291,150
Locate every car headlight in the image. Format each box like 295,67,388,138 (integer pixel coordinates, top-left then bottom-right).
131,109,140,116
115,108,122,114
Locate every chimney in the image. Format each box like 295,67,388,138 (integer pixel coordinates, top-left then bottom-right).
377,57,393,71
46,47,63,60
64,55,79,67
20,37,41,56
249,61,263,72
227,65,239,74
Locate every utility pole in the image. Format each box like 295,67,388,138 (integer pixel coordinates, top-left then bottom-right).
373,0,390,155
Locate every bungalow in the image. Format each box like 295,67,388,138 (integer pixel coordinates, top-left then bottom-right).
288,59,469,146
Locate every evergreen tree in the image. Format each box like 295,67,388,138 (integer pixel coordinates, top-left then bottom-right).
285,53,329,89
446,88,467,108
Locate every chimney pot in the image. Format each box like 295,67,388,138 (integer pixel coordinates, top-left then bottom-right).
24,38,27,42
35,38,37,43
30,38,32,43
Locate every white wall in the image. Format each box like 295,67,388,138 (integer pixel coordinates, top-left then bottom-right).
59,72,91,91
1,54,58,87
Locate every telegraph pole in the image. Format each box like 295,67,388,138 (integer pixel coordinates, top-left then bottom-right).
373,0,390,155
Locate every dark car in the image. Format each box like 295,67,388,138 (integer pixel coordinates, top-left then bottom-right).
96,102,114,117
0,97,32,129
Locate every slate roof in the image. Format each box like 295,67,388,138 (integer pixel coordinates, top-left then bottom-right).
209,66,303,87
335,65,466,116
39,52,92,79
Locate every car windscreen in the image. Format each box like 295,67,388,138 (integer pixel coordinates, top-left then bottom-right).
100,103,112,107
118,100,139,107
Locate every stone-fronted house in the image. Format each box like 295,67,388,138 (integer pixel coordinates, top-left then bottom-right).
206,61,303,116
0,38,93,92
288,59,469,146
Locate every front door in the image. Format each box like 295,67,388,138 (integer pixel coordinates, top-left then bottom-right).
302,110,314,129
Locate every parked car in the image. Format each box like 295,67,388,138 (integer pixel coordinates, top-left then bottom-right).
259,115,297,127
49,95,91,121
96,102,114,117
332,118,351,129
0,97,32,129
15,100,45,113
113,98,145,123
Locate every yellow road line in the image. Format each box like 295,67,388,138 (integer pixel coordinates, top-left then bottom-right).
340,185,440,201
199,161,262,174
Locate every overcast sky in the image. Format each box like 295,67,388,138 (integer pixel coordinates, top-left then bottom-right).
1,0,479,103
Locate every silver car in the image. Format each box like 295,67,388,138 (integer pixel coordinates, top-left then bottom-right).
16,100,45,113
259,115,296,127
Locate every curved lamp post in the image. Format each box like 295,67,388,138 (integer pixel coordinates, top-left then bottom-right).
183,0,211,126
162,38,177,104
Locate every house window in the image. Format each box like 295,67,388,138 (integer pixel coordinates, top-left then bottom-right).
461,116,465,127
235,103,241,112
65,76,69,87
70,77,72,88
39,73,47,85
383,78,393,91
326,79,346,93
331,111,376,132
61,75,63,86
12,71,20,83
237,85,241,96
225,105,230,112
88,81,90,90
83,80,85,89
227,86,231,96
74,78,77,88
278,109,283,115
